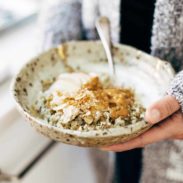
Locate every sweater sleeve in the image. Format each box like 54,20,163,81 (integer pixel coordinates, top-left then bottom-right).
167,70,183,112
37,0,82,51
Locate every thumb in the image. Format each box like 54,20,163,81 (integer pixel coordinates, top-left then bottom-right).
145,95,180,124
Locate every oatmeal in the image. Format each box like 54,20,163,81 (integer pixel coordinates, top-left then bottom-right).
33,73,145,131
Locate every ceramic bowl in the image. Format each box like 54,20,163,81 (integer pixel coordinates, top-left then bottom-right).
12,41,175,147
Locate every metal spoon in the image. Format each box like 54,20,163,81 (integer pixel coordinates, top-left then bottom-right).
96,16,115,77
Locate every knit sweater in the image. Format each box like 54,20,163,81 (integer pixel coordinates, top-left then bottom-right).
38,0,183,182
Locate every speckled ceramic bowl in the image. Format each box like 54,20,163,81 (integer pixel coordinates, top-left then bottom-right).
12,41,174,147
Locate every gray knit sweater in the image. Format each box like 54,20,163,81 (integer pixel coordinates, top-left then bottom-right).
38,0,183,182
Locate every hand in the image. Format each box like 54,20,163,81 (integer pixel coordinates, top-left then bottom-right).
102,95,183,152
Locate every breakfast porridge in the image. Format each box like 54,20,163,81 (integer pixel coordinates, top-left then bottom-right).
33,73,145,131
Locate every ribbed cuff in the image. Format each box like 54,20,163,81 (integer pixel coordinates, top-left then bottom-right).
167,71,183,112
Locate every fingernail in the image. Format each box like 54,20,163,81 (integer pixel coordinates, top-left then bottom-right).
146,109,160,123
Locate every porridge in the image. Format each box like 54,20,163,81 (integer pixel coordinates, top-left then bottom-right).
33,73,145,131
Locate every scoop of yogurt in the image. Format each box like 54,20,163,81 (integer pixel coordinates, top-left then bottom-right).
47,72,97,96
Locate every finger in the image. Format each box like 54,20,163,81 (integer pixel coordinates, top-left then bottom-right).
102,125,169,152
102,112,182,152
145,95,180,124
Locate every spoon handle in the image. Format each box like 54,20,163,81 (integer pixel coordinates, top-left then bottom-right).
96,16,115,76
